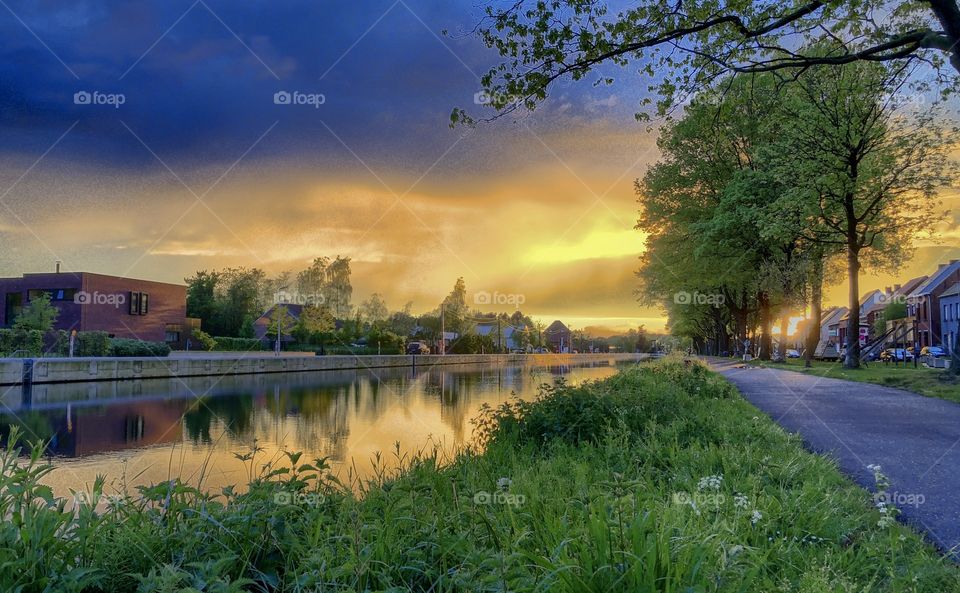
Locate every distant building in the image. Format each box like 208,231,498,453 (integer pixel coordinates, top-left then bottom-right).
253,303,305,344
819,307,848,344
940,283,960,354
908,260,960,348
0,271,192,347
475,321,521,351
544,320,572,353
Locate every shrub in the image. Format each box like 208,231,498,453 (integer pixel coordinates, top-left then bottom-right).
191,329,218,351
109,338,171,357
0,329,43,357
211,336,263,352
76,331,111,357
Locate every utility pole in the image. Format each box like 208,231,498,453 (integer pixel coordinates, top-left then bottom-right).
497,317,502,353
440,304,445,355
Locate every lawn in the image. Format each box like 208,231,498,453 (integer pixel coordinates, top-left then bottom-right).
2,357,958,591
749,357,960,402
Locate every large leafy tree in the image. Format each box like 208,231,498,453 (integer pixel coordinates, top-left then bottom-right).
457,0,960,123
769,61,952,367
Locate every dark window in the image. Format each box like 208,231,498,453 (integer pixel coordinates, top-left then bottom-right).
27,288,77,301
129,292,140,315
4,293,23,326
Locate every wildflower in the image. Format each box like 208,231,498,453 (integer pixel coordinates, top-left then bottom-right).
697,475,723,491
750,510,762,525
733,493,749,509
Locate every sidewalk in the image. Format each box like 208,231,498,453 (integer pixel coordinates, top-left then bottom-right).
712,358,960,556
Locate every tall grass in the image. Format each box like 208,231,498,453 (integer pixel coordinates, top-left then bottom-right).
1,357,957,591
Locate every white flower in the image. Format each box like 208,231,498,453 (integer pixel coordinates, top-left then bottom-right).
733,493,749,509
697,475,723,491
750,510,763,525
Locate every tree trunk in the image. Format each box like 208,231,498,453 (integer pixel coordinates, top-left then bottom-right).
845,245,861,369
776,312,790,361
805,255,824,368
758,292,772,361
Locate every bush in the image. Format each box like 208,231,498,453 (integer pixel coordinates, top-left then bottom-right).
76,331,111,357
211,336,263,352
191,329,218,351
0,329,43,357
109,338,171,357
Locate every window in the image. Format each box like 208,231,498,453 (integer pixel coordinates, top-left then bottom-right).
128,291,150,315
128,291,140,315
27,288,77,301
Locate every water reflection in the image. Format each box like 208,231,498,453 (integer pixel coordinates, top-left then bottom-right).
0,359,630,496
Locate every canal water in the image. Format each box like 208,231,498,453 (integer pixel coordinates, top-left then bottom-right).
0,358,636,497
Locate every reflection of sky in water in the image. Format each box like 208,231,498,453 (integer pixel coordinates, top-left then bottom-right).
0,360,632,497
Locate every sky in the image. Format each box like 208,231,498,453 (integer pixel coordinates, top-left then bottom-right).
0,0,958,335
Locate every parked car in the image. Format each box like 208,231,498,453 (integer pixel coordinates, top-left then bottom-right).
880,348,914,362
785,349,801,358
920,346,948,358
406,341,430,355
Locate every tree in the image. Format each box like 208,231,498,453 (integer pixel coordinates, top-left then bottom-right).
359,293,389,325
323,256,353,318
771,61,952,367
13,292,58,332
456,0,960,124
440,277,470,334
297,257,329,303
265,306,295,342
293,304,336,345
185,270,219,331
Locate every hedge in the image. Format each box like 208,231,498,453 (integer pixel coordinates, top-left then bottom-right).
109,338,171,357
0,329,43,357
211,337,265,352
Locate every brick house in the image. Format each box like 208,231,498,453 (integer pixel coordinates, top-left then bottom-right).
544,320,572,353
0,271,192,347
907,260,960,348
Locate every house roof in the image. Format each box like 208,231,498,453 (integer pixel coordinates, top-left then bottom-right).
254,303,305,324
821,307,848,328
894,276,928,298
545,320,570,334
941,282,960,299
909,261,960,297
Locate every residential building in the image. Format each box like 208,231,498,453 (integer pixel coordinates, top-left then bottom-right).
940,283,960,354
544,320,572,353
819,306,847,344
0,271,191,347
907,260,960,348
475,321,521,351
253,303,305,344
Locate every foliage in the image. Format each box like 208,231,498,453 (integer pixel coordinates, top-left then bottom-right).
211,337,263,352
456,0,960,125
191,329,218,351
108,339,171,357
12,292,59,333
292,304,336,345
448,333,496,354
0,329,44,357
76,332,111,357
1,360,957,591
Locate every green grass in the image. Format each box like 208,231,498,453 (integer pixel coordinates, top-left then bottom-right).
749,357,960,402
2,356,958,592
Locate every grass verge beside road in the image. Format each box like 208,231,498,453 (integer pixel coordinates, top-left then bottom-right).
748,357,960,402
2,357,957,591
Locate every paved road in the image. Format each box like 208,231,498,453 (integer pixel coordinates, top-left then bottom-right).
711,359,960,556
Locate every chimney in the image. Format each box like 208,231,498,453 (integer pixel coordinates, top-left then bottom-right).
894,284,901,291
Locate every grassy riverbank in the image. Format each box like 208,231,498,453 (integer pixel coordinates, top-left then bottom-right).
749,357,960,402
3,357,957,592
